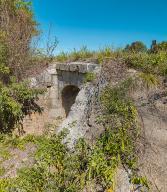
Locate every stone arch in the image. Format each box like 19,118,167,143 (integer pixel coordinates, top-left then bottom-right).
61,85,80,117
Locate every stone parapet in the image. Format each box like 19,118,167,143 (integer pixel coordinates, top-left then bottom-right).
55,62,99,73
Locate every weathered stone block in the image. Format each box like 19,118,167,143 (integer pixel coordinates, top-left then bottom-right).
87,64,98,71
56,63,70,71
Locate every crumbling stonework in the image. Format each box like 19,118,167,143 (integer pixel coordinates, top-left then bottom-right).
23,90,51,135
23,62,99,135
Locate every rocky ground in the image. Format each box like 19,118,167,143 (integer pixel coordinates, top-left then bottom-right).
0,143,36,178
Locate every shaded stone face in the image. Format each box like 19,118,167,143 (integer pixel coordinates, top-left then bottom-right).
62,85,80,117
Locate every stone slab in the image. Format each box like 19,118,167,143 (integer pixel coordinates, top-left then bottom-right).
55,62,99,73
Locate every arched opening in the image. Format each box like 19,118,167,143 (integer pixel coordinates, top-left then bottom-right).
62,85,80,117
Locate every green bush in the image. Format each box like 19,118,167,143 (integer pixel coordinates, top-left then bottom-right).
0,0,44,133
100,79,149,189
0,80,44,133
84,72,96,83
123,51,167,75
151,41,167,53
124,41,147,53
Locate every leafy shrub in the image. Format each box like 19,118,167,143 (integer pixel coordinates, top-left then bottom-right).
0,178,14,192
0,0,39,80
157,41,167,51
0,0,45,133
151,41,167,53
100,79,149,189
124,41,147,53
0,80,44,133
84,72,96,83
123,51,167,75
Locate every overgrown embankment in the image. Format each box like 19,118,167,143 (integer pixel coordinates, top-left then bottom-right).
0,59,153,192
53,44,167,192
1,11,167,191
0,82,149,191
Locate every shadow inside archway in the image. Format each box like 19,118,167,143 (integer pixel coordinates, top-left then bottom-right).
61,85,80,117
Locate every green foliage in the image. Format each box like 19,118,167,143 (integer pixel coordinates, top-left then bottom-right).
0,166,5,176
15,0,32,11
55,46,116,64
131,176,150,189
97,47,114,63
0,178,15,192
124,51,167,75
56,51,69,62
0,0,43,132
151,41,167,53
138,72,159,89
157,41,167,51
0,135,31,150
0,147,10,160
55,46,94,62
84,72,96,83
124,41,147,53
0,131,118,191
54,42,167,79
0,80,44,133
0,0,39,81
70,46,94,61
0,37,9,81
100,79,149,189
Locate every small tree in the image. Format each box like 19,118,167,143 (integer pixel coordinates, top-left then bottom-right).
0,0,44,133
0,79,43,133
150,41,167,53
125,41,147,53
158,41,167,51
0,0,38,81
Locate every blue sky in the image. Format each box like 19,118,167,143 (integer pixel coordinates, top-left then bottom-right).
33,0,167,53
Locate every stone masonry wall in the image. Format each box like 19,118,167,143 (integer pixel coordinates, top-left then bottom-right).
22,62,99,135
22,89,51,135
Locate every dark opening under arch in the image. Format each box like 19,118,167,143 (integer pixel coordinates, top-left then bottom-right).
62,85,80,117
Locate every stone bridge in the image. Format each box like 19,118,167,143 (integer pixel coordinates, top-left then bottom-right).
24,62,99,134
